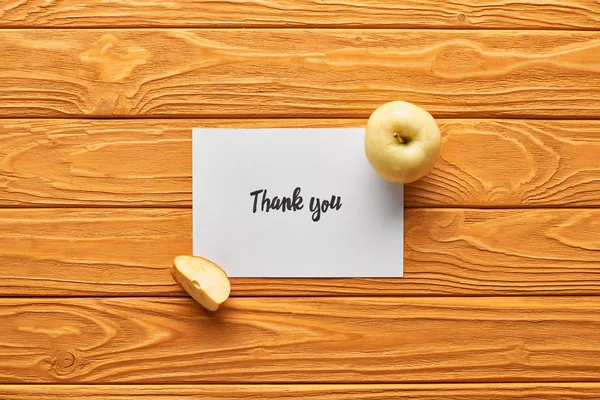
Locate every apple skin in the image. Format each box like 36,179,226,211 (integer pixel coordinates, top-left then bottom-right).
365,101,441,183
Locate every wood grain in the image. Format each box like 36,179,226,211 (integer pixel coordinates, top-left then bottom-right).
1,0,599,29
1,296,600,383
1,29,600,118
2,383,600,399
0,209,189,297
1,119,599,207
1,208,598,297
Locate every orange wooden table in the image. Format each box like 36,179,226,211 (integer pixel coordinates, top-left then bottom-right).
1,1,600,398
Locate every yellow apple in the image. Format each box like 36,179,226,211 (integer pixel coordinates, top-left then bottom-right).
365,101,441,183
171,255,231,312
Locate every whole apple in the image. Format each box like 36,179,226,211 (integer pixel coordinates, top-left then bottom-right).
365,101,441,183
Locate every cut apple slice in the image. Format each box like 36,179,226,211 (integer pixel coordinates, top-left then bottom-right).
171,255,231,312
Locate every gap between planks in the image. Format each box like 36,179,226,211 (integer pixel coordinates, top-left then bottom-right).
3,382,600,385
1,26,600,31
3,26,600,32
3,293,600,298
3,115,600,121
2,383,600,400
0,205,599,210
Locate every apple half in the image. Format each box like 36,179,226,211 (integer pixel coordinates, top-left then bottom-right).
171,255,231,312
365,101,441,183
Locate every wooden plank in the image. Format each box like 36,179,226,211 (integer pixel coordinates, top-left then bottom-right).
2,119,599,207
1,29,599,119
1,0,599,29
1,296,600,383
0,208,598,297
2,383,600,399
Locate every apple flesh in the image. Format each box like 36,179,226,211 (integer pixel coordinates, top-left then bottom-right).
171,255,231,312
365,101,441,183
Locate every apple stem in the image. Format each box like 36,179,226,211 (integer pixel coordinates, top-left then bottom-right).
393,133,405,144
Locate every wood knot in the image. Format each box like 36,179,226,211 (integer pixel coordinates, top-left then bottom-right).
80,34,150,83
57,352,75,369
249,348,271,359
432,40,485,78
458,13,466,22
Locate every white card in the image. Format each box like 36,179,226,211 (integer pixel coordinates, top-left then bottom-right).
193,128,403,278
